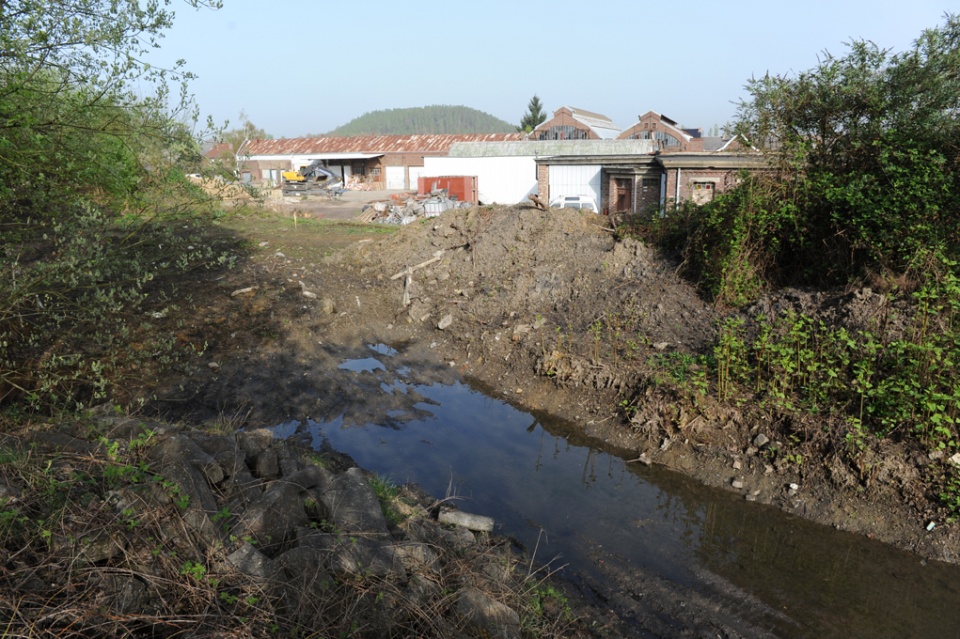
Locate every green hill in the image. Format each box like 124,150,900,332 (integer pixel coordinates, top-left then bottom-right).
326,105,515,136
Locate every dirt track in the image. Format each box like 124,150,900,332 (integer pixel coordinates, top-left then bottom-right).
140,191,960,636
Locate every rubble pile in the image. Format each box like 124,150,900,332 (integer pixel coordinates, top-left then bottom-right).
360,190,472,225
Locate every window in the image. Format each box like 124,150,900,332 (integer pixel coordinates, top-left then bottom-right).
537,125,589,141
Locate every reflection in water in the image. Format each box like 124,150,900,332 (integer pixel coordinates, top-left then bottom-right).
274,349,960,639
337,357,386,373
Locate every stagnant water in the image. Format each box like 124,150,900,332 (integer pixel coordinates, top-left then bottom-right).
272,344,960,638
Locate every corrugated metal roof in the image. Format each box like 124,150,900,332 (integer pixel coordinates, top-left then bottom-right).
239,133,524,157
448,139,657,157
565,106,613,124
568,107,621,139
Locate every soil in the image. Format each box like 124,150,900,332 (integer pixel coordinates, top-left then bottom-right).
131,190,960,636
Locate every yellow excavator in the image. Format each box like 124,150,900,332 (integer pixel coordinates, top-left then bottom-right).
281,160,346,198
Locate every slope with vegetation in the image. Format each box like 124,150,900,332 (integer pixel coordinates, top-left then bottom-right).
0,0,235,411
620,13,960,517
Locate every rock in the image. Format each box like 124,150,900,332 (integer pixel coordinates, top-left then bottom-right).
391,542,440,574
226,542,274,580
253,448,280,480
438,508,495,532
437,313,454,330
91,572,156,615
949,452,960,467
147,435,221,515
236,429,276,461
0,482,21,504
321,297,336,314
319,467,390,538
407,517,476,550
230,286,258,297
189,433,247,484
76,532,126,563
731,479,745,490
272,547,335,627
455,587,521,639
299,532,407,579
753,433,770,448
232,482,308,549
285,465,334,492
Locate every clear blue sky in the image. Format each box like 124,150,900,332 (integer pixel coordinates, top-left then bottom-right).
150,0,955,138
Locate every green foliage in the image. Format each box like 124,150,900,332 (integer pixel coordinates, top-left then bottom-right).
0,0,237,411
521,581,574,636
675,15,960,303
649,352,709,397
705,259,960,506
367,474,405,525
179,559,207,581
940,469,960,521
517,94,547,133
327,105,515,136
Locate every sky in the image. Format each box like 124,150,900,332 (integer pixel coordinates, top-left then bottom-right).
149,0,956,139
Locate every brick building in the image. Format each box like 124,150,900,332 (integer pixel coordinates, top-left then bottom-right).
530,107,621,140
231,107,763,213
236,133,523,190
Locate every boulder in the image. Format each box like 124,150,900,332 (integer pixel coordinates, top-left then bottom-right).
319,467,390,538
455,587,521,639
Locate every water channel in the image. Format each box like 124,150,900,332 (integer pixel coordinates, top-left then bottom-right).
272,344,960,638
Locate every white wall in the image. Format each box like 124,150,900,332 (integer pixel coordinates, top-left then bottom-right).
421,156,538,204
385,166,405,189
408,165,426,190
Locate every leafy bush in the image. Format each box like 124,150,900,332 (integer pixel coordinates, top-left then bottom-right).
676,15,960,303
0,1,228,411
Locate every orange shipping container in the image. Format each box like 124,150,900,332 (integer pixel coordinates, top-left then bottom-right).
417,176,478,204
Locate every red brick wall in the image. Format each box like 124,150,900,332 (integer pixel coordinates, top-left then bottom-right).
619,113,704,152
664,167,738,207
533,108,599,141
537,164,550,203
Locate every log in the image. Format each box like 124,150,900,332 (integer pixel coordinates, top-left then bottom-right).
390,250,445,280
528,194,547,211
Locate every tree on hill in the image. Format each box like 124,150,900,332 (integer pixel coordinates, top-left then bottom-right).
517,95,547,133
327,106,514,136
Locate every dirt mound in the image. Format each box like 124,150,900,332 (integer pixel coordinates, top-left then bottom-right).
334,205,717,385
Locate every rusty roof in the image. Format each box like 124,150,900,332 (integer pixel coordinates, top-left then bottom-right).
240,133,524,157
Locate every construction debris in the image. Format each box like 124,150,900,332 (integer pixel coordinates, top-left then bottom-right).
360,190,472,225
528,193,548,210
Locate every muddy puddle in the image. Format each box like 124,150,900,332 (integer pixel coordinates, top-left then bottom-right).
272,344,960,639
